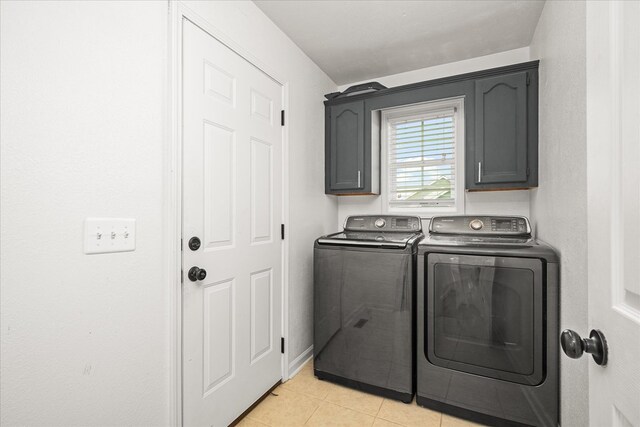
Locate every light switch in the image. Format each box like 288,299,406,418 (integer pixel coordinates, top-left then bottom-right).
84,218,136,254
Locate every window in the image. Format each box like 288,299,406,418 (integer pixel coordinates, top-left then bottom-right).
381,97,465,214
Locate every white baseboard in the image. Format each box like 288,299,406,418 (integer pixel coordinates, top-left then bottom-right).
287,345,313,379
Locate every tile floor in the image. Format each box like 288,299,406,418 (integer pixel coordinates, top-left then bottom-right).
239,361,485,427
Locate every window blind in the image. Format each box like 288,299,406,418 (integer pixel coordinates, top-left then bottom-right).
387,107,457,207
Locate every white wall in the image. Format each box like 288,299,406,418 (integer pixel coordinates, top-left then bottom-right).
337,191,531,231
1,2,170,425
335,48,532,230
338,47,530,91
0,1,337,425
529,2,588,426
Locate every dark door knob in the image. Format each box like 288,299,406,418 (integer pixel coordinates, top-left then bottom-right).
560,329,608,366
188,266,207,282
188,237,201,251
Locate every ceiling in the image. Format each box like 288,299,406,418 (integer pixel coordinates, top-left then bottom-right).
254,0,545,85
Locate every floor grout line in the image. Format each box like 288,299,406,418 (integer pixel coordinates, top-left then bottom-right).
321,398,380,419
374,416,404,427
247,365,466,427
321,387,385,418
303,402,321,425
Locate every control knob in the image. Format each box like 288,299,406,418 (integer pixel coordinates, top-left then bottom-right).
469,219,484,230
374,218,386,228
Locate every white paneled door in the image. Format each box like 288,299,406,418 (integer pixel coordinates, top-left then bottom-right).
587,2,640,427
182,20,283,427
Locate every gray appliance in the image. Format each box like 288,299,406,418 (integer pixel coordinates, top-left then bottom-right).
314,215,424,402
417,216,559,426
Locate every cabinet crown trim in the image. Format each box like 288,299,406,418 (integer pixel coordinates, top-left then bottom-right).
324,60,539,106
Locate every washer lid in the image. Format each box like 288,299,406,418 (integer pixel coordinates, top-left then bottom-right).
317,231,421,248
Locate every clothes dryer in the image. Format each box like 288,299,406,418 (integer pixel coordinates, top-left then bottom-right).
417,216,559,426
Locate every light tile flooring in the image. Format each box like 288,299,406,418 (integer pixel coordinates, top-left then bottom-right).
239,361,485,427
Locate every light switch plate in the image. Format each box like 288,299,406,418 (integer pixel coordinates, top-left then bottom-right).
84,218,136,254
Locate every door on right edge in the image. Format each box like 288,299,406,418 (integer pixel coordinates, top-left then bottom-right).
587,2,640,426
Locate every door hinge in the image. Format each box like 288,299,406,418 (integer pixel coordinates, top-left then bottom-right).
281,110,285,126
180,238,183,251
526,167,531,177
281,337,285,354
526,72,531,86
180,270,184,284
281,224,285,240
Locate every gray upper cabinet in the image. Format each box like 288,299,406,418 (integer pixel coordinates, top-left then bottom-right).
324,61,539,195
326,100,371,194
468,69,538,190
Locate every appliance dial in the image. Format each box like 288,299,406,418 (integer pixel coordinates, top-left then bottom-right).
374,218,386,228
469,219,484,230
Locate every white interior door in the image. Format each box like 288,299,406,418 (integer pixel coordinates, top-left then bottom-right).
587,2,640,426
182,19,283,427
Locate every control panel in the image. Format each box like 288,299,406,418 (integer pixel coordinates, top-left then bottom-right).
344,215,422,232
429,215,531,236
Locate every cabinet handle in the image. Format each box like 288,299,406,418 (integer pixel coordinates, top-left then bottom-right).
478,162,482,183
357,170,361,188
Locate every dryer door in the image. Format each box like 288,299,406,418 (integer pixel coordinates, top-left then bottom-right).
426,253,544,385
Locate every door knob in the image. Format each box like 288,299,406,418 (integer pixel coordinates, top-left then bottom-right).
188,266,207,282
188,237,201,251
560,329,608,366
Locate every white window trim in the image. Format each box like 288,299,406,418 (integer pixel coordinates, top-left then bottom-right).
380,96,465,216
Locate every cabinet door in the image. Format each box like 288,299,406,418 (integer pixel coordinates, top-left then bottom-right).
474,72,528,184
329,101,365,191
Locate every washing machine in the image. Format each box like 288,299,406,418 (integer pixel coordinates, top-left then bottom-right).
417,215,559,426
314,215,423,402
